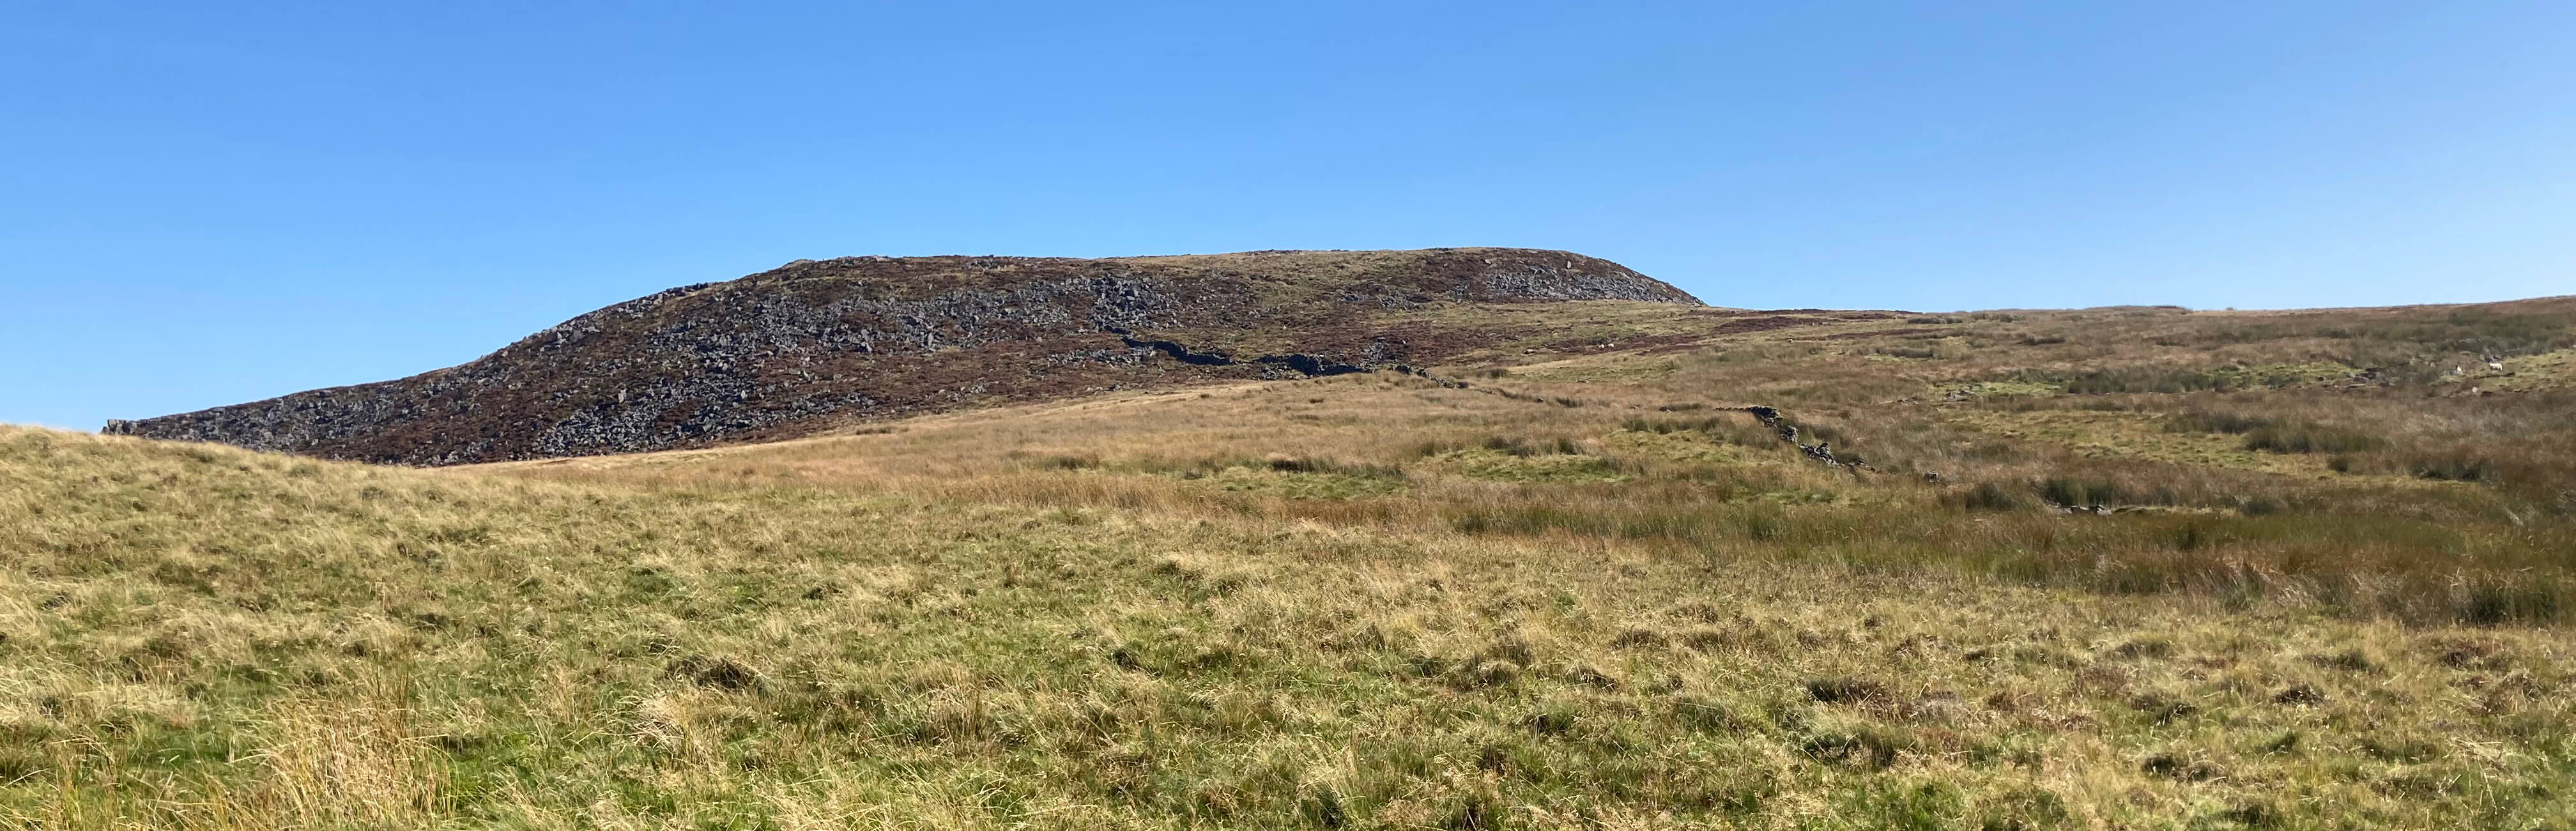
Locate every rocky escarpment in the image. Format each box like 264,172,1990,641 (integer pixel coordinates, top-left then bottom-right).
106,248,1699,465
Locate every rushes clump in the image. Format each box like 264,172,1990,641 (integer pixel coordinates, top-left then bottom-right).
8,293,2576,828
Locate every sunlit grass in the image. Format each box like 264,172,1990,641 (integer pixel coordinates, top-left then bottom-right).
6,294,2576,828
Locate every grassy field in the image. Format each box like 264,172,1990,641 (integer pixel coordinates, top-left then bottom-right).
5,296,2575,828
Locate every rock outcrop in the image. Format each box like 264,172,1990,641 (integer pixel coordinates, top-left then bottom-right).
107,248,1699,465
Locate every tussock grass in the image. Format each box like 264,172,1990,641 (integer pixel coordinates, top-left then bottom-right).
7,425,2574,828
2166,409,2386,454
9,294,2576,828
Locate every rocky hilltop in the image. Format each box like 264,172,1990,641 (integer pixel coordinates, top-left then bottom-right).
106,248,1699,464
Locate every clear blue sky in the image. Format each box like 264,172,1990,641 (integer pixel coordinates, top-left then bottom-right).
5,2,2572,430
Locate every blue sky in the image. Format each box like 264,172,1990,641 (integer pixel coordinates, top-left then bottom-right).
4,2,2572,430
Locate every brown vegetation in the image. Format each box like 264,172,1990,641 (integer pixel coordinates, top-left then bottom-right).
6,293,2575,828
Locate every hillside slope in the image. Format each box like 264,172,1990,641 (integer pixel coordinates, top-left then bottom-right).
105,248,1698,465
10,294,2576,828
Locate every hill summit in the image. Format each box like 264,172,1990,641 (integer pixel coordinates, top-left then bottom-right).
105,248,1698,464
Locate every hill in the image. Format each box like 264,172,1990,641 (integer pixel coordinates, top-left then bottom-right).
101,248,1698,465
8,291,2576,828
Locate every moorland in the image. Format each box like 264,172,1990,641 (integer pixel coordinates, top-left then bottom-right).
8,269,2575,828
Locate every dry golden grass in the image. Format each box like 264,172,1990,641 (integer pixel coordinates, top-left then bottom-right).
5,295,2575,828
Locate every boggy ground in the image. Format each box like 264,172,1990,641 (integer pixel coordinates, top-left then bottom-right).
5,296,2575,828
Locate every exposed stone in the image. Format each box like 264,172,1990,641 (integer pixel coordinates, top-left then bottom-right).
111,248,1699,465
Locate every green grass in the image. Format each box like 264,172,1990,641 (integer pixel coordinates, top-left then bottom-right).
12,427,2575,829
2165,410,2385,455
8,293,2576,828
